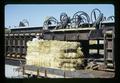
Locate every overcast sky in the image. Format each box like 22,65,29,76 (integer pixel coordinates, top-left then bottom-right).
5,4,114,28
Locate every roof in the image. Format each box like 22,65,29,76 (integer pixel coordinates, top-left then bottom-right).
10,26,43,30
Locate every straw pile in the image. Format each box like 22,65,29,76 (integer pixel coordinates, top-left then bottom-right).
26,40,84,71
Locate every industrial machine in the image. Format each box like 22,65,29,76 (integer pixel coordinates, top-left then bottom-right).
5,8,115,78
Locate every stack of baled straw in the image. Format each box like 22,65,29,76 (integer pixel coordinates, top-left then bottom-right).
26,40,84,71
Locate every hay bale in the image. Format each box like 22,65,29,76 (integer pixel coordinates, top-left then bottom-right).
58,58,84,64
60,52,82,59
61,63,76,68
49,40,80,50
26,40,84,71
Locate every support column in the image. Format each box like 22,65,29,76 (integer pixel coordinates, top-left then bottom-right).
97,39,100,55
104,34,107,66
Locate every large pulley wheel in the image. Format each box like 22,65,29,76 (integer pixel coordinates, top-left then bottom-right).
59,13,70,29
91,8,104,28
71,11,90,28
89,8,104,39
43,16,59,30
91,8,101,23
107,16,115,21
19,19,29,27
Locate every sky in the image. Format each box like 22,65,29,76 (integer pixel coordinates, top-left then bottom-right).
5,4,114,28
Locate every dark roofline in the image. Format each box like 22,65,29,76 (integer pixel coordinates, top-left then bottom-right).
10,26,43,30
10,22,114,31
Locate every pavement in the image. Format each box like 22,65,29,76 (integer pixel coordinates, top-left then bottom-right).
5,64,23,78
